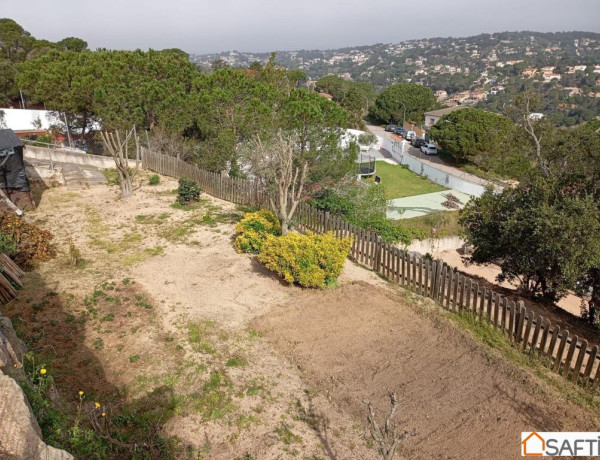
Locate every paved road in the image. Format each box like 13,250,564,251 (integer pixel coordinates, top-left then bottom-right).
367,123,499,189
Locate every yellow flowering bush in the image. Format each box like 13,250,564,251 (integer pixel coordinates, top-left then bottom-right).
234,210,281,254
258,231,352,288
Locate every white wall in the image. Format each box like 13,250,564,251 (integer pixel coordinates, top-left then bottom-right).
340,129,383,151
0,109,59,131
404,236,465,254
24,145,115,169
380,137,489,197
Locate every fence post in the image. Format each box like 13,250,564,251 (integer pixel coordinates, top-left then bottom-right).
373,236,382,273
324,211,330,232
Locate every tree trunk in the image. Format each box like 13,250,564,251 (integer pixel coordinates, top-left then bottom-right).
586,268,600,325
281,220,289,235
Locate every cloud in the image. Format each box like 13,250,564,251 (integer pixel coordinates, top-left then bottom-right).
2,0,599,53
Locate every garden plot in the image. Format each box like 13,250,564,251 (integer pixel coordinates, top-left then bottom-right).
10,173,379,459
6,171,599,459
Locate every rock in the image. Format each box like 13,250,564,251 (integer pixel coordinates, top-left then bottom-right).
0,372,74,459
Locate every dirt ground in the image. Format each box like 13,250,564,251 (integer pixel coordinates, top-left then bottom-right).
5,172,599,459
253,282,600,459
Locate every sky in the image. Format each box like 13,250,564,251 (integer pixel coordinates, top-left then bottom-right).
3,0,600,55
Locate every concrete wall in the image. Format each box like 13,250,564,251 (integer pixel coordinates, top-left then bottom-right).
405,236,465,254
24,145,114,169
380,138,488,197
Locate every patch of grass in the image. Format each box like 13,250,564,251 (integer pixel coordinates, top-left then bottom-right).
274,423,302,445
144,245,164,256
170,200,207,211
93,337,104,350
184,371,236,420
135,213,170,226
225,356,248,368
393,210,461,239
447,310,600,412
100,313,114,322
187,321,217,354
373,161,447,199
129,354,141,363
102,169,120,186
236,414,260,430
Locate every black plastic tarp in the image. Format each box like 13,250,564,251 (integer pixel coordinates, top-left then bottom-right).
0,129,30,191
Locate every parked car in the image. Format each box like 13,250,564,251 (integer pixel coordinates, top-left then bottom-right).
411,137,426,148
394,127,406,137
385,124,397,132
405,130,416,141
420,143,437,155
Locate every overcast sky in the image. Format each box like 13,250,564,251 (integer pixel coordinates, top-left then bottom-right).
3,0,600,55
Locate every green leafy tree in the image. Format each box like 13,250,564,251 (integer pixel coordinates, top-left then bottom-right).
287,69,307,88
190,68,278,175
56,37,88,52
460,177,600,303
0,60,16,103
370,83,436,124
315,75,347,100
93,49,197,131
0,18,34,61
17,50,99,138
429,108,514,163
279,88,355,185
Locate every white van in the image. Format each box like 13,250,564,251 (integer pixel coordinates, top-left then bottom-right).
405,130,416,141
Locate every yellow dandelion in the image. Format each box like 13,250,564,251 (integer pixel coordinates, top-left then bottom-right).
94,402,101,409
40,368,47,375
78,390,84,397
101,412,106,417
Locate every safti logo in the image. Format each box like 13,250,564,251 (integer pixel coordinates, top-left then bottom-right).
522,432,600,456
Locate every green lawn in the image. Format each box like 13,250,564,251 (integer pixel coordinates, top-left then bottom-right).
393,211,462,239
372,161,447,199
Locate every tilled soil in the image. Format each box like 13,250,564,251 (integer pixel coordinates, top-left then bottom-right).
254,282,600,460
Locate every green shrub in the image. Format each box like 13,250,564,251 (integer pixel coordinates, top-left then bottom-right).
311,187,423,245
366,216,426,245
177,177,202,205
258,231,352,288
234,210,281,254
148,174,160,185
0,231,17,255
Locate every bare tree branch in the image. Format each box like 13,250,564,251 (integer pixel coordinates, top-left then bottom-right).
366,392,416,460
101,127,141,198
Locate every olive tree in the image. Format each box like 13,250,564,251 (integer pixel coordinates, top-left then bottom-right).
100,128,141,198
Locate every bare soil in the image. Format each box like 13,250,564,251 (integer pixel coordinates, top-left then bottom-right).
253,282,600,460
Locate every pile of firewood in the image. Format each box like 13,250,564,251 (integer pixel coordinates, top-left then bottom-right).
0,254,24,303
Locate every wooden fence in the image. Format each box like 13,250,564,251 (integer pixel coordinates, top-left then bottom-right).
142,149,600,392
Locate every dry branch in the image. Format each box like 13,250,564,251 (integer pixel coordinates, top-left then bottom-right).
366,392,415,460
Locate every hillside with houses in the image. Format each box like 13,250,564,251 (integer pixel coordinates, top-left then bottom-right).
193,31,600,125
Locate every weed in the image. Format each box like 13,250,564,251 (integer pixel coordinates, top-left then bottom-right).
144,245,164,256
100,313,114,322
129,354,141,363
93,337,104,350
149,174,160,185
102,169,120,185
226,356,248,368
275,423,302,445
